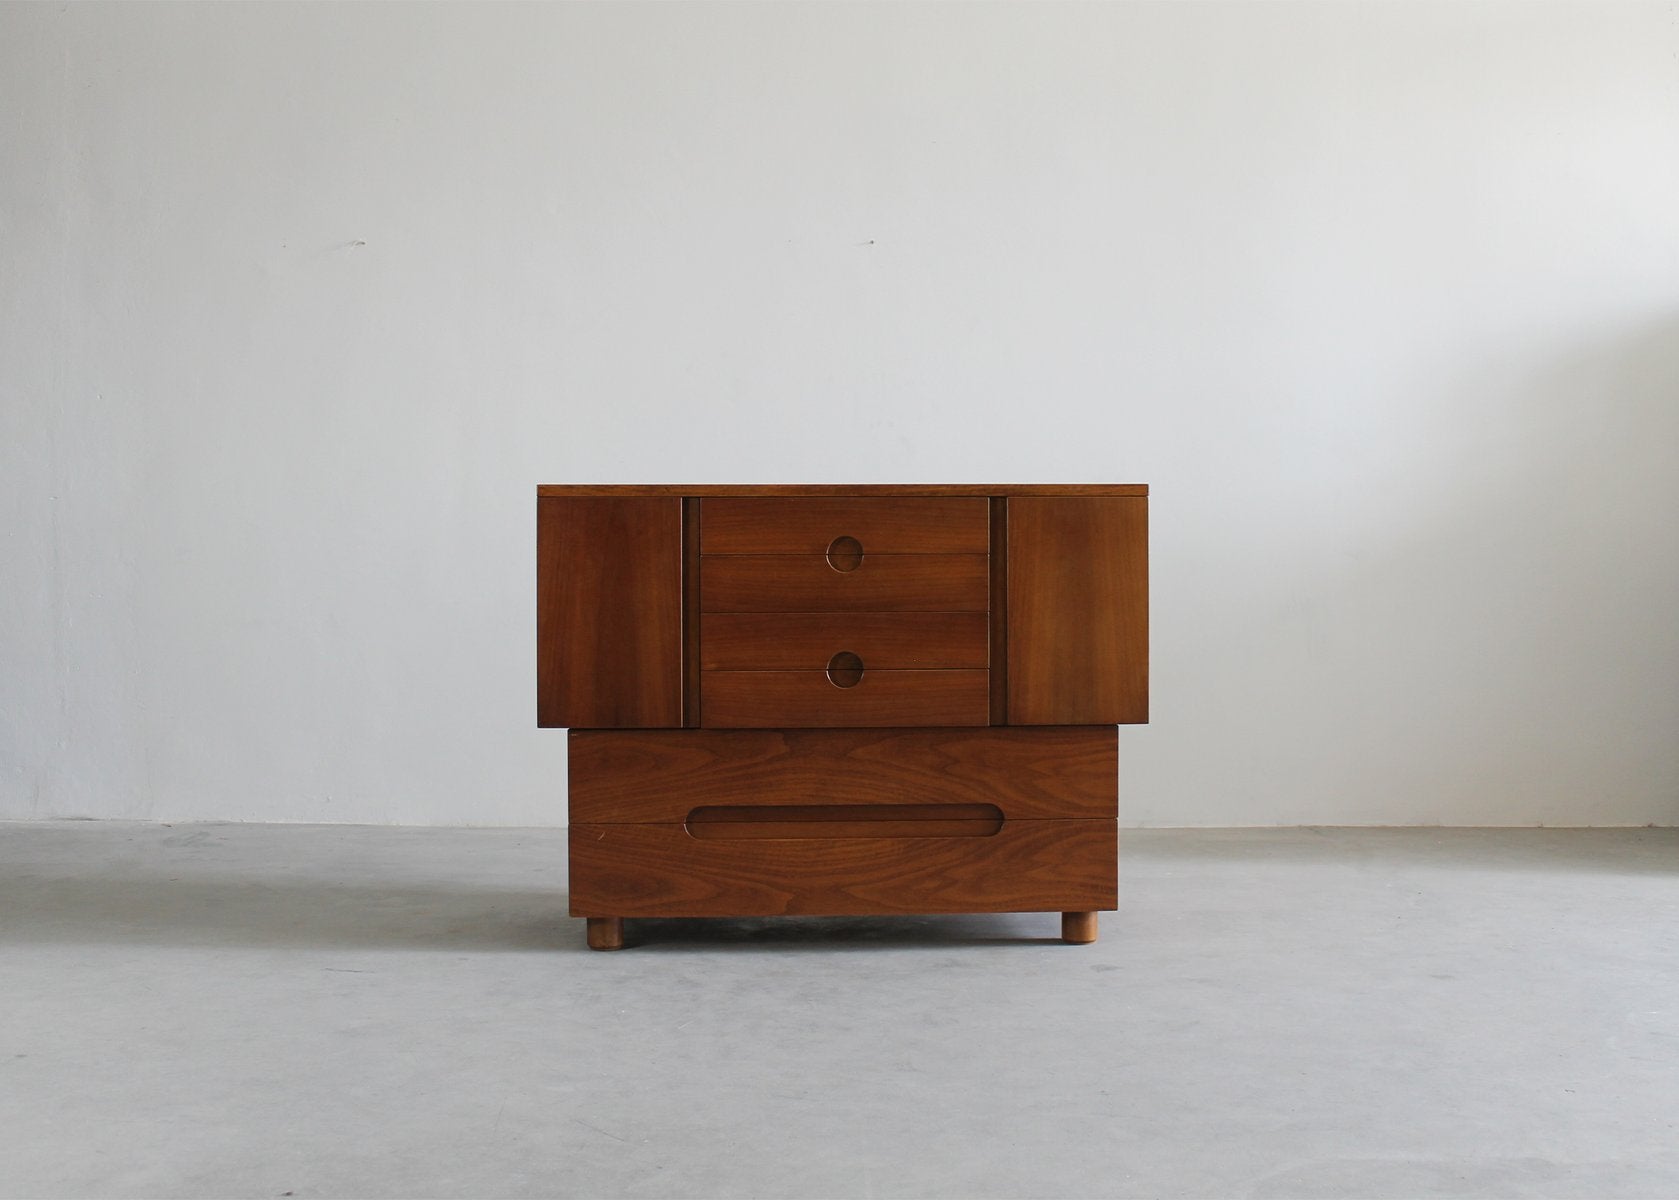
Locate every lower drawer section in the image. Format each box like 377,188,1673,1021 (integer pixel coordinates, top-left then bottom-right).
568,819,1117,917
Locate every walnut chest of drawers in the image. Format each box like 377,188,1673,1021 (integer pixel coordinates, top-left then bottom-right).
537,485,1148,950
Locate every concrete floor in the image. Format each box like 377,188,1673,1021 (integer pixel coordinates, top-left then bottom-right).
2,825,1677,1200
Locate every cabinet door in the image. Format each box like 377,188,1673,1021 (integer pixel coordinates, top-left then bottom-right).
1007,496,1148,725
537,496,682,728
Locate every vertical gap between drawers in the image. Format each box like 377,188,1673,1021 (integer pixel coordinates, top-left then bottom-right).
683,497,702,728
989,496,1008,726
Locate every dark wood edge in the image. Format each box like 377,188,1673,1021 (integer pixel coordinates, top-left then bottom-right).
683,497,702,728
539,484,1148,498
989,496,1008,726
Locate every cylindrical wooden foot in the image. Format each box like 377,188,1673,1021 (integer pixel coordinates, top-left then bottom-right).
1061,911,1098,944
586,916,624,951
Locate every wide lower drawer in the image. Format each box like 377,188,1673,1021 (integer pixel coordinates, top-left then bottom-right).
568,819,1117,917
701,612,989,670
568,727,1118,823
702,669,989,727
701,497,989,555
700,554,988,612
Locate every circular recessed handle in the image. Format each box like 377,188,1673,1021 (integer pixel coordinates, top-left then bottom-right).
825,536,864,572
826,650,864,688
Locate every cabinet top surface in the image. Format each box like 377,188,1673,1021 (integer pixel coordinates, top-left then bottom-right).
538,484,1148,498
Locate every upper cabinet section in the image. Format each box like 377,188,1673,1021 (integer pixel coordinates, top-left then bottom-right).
537,497,683,729
536,486,1147,730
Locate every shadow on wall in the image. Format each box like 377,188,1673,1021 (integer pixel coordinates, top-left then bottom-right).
1161,314,1679,826
1121,826,1679,875
1391,315,1679,824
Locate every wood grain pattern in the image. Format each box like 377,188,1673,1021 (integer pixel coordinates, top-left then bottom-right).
537,496,682,728
702,670,989,728
701,554,988,613
567,727,1117,823
1008,495,1148,725
701,612,989,670
542,484,1148,498
701,498,988,554
686,803,1004,839
568,819,1117,917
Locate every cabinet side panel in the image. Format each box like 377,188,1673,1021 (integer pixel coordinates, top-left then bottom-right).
1007,496,1148,725
537,496,682,728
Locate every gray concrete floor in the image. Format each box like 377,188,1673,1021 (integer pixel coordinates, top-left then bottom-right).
2,824,1677,1200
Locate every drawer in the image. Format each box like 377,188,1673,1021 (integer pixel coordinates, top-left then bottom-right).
701,613,989,670
701,497,989,555
702,670,989,728
568,728,1119,824
569,818,1117,917
700,555,988,612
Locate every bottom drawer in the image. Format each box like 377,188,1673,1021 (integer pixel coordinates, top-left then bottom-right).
569,819,1116,917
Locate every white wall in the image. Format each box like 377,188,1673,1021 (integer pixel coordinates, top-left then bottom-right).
4,2,1677,827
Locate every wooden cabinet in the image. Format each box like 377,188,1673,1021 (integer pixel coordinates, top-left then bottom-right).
537,485,1148,949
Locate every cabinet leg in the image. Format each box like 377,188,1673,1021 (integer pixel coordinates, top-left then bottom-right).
1061,911,1098,944
586,916,624,951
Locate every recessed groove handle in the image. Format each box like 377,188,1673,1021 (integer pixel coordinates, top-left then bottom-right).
686,803,1004,840
826,650,864,688
825,536,864,571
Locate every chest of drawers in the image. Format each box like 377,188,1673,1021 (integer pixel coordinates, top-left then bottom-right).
537,485,1147,949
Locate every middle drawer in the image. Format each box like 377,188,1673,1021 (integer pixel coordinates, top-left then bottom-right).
700,554,988,612
701,613,989,670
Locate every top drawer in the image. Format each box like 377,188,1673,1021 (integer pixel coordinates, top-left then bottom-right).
701,498,989,555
